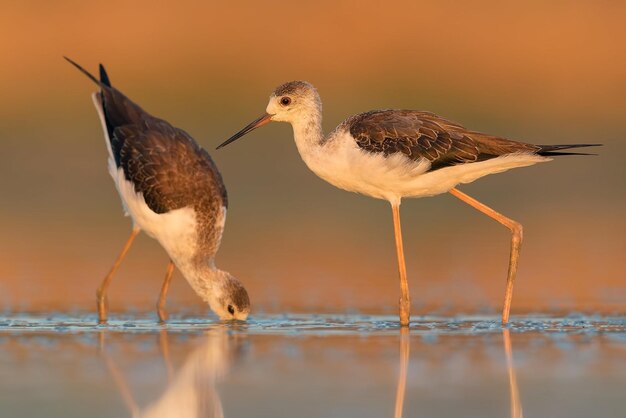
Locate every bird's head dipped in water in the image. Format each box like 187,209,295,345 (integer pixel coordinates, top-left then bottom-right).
205,269,250,321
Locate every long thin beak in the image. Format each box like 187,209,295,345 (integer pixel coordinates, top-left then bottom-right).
216,113,272,149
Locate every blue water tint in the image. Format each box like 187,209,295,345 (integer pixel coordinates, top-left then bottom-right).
0,312,624,337
0,312,624,418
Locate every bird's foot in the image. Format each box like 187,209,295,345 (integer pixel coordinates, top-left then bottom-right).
399,297,411,327
157,308,169,324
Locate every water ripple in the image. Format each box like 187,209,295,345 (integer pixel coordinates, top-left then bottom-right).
0,313,624,336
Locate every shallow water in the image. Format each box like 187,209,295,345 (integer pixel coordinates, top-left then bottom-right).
1,314,624,418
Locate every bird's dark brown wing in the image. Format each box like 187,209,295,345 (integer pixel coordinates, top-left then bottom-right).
101,87,149,167
115,120,228,256
115,119,228,215
348,110,538,170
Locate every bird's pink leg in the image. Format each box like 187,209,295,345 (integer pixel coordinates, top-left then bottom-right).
157,260,175,323
449,188,523,324
391,203,411,326
97,227,140,324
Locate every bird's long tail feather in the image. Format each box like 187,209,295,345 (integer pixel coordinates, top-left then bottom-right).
537,143,602,156
64,56,111,89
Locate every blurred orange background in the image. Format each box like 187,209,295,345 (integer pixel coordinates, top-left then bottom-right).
0,1,624,316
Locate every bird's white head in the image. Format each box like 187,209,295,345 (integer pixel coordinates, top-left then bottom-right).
216,81,321,149
266,81,321,123
205,269,251,321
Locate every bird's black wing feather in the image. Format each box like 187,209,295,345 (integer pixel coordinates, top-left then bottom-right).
115,120,228,214
100,87,150,166
349,110,538,170
114,120,228,256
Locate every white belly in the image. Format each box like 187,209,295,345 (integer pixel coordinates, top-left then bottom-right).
305,132,550,204
112,166,200,262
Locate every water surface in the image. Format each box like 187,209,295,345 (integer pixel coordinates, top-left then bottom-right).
1,314,624,418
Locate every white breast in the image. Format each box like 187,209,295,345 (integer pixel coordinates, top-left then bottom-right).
114,168,199,262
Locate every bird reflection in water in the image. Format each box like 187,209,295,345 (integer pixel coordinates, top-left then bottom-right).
100,329,234,418
503,329,523,418
394,327,410,418
392,328,523,418
99,324,523,417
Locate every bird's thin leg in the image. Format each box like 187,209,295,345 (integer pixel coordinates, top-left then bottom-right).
157,260,175,323
97,227,140,324
449,188,523,324
391,203,411,326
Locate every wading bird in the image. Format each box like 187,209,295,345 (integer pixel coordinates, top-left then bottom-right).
66,58,250,323
218,81,598,326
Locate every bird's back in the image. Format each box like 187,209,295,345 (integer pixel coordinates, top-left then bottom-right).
89,64,228,258
344,109,540,171
344,109,598,169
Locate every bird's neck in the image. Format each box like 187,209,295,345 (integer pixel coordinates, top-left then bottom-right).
176,257,221,304
291,107,326,168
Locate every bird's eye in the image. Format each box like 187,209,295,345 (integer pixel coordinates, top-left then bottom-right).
227,305,235,315
280,97,291,106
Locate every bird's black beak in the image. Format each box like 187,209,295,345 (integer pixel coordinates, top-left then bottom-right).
216,113,273,149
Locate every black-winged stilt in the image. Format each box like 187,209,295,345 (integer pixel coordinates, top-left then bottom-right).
66,58,250,323
218,80,598,326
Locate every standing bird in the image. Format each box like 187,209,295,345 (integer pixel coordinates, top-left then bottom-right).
66,58,250,323
217,81,598,326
